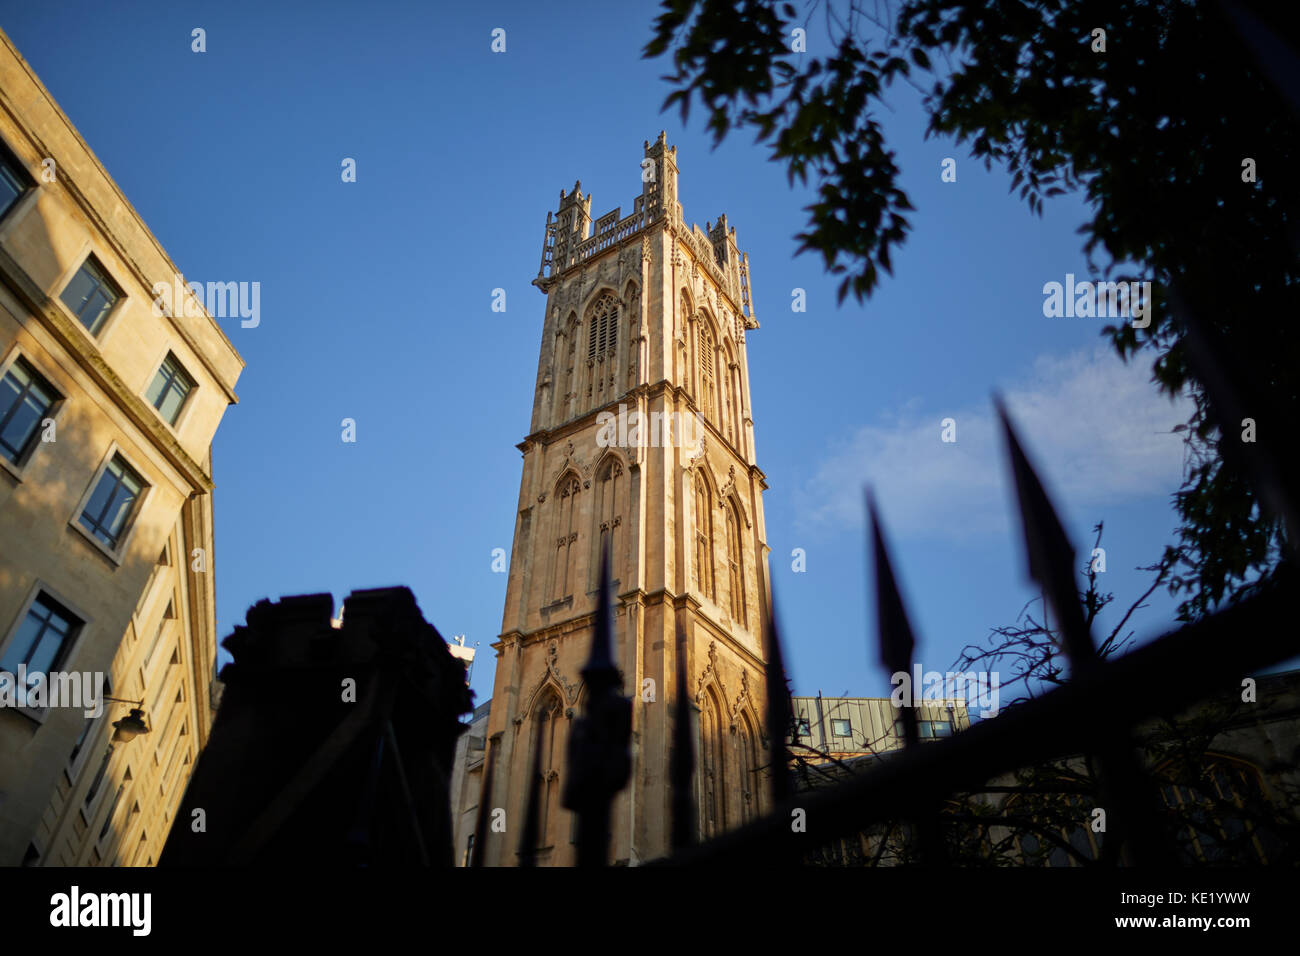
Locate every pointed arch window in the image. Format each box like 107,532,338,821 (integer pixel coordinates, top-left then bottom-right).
721,350,734,444
594,458,624,586
528,688,566,852
730,362,744,450
550,475,581,603
735,712,758,824
557,313,577,421
725,501,745,626
1158,755,1276,864
700,689,726,840
625,282,640,388
679,292,694,385
587,293,619,362
698,323,715,419
722,343,741,446
694,474,714,600
586,292,619,405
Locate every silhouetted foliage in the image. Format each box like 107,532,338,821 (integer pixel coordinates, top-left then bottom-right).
645,0,1300,620
797,526,1299,865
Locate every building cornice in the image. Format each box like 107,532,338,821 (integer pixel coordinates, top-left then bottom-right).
0,31,243,404
520,379,760,469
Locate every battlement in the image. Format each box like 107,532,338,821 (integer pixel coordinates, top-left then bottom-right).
534,132,756,327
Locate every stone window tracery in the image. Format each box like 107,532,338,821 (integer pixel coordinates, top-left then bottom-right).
549,475,581,602
594,458,624,585
725,500,745,626
694,473,714,600
698,323,715,420
587,293,618,363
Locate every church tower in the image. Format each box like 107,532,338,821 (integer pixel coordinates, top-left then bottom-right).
482,133,772,865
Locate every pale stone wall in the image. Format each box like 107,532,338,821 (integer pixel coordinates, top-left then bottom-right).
485,136,772,865
449,699,491,866
0,28,241,866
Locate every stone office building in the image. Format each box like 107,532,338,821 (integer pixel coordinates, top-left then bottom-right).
480,134,773,865
789,694,974,763
0,29,243,865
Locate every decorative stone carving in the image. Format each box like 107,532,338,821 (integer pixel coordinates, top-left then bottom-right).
719,464,737,501
526,639,580,706
730,670,752,724
549,442,588,494
695,640,728,706
503,138,776,861
717,466,751,528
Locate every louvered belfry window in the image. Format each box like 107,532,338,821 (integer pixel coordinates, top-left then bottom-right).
699,325,715,418
587,293,618,361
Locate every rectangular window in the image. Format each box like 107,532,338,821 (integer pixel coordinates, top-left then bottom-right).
793,717,811,738
0,143,31,221
83,747,112,807
79,454,146,550
69,675,109,766
59,257,121,335
142,606,171,675
164,724,188,782
144,353,195,425
916,719,952,739
0,592,83,689
831,718,852,737
0,357,58,464
69,713,95,763
99,782,125,840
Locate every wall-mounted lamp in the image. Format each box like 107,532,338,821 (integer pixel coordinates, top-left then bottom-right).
102,695,150,743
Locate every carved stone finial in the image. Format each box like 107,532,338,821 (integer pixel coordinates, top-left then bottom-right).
695,640,728,705
528,640,580,706
731,670,752,721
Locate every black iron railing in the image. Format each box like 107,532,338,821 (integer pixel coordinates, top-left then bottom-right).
470,297,1296,867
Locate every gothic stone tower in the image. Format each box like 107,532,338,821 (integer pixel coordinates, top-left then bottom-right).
483,133,772,866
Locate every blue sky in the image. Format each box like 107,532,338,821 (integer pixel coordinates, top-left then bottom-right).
5,1,1206,713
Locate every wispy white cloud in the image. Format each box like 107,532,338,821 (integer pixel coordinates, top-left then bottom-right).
796,347,1192,541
